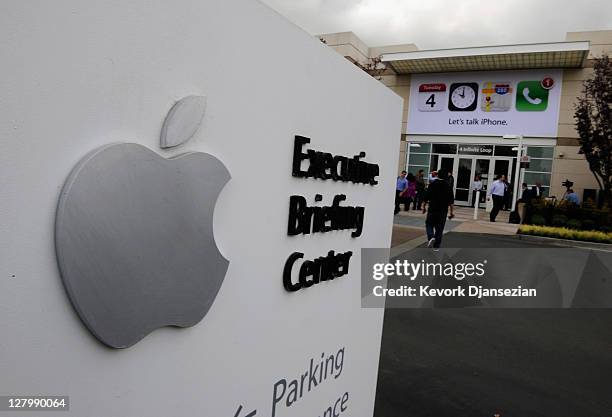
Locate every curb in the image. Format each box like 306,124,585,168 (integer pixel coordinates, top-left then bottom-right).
517,233,612,251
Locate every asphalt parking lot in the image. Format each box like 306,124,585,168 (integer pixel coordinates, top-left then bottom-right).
374,232,612,417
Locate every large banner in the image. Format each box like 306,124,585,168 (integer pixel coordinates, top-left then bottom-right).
407,69,563,137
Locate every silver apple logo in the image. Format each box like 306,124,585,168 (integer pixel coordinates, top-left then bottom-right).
55,96,230,349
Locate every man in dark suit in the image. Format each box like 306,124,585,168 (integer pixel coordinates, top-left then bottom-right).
521,183,534,204
531,182,543,199
518,183,534,224
422,170,455,250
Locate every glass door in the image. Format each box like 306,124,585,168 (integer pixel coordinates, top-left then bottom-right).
492,158,512,183
490,157,513,210
473,158,490,208
454,158,473,206
438,156,454,179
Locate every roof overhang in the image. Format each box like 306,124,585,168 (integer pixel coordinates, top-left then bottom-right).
381,41,590,74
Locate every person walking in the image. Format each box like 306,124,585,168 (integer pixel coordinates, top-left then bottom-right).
395,171,408,214
471,175,483,208
422,170,455,251
400,173,416,211
488,175,506,222
446,170,455,189
413,169,426,210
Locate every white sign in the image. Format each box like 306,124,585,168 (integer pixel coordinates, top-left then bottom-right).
407,70,563,137
0,0,402,416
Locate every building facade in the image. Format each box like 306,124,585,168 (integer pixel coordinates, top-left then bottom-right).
319,30,612,206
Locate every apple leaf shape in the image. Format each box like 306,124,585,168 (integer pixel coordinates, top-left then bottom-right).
160,95,207,149
55,143,230,348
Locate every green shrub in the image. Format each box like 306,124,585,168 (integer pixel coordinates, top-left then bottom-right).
551,214,568,227
525,201,612,230
518,225,612,244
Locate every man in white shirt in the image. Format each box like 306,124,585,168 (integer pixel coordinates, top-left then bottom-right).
488,175,506,222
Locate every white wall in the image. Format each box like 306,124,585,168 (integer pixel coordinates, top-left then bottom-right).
0,1,402,416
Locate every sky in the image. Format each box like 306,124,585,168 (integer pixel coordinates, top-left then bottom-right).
261,0,612,50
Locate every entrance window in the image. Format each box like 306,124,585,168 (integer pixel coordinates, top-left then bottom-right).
523,146,554,196
405,142,555,200
430,155,439,172
410,142,431,153
526,158,552,172
524,172,551,186
408,153,429,166
406,142,431,176
527,147,554,159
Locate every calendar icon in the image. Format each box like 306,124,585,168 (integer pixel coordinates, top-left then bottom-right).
417,83,446,112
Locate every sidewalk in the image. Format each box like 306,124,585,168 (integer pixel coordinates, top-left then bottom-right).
395,205,518,235
391,205,520,253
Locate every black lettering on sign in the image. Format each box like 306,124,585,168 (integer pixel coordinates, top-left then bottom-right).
283,250,353,292
287,195,364,238
292,136,379,185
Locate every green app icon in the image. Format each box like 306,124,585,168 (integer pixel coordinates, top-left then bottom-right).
516,81,549,111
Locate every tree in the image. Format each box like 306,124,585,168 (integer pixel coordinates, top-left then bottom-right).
574,54,612,207
354,56,387,80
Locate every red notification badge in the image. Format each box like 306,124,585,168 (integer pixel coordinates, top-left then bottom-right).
541,77,554,89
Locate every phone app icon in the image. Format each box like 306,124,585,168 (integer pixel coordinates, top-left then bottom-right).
516,81,549,111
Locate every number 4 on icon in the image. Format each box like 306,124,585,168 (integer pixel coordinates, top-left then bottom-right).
425,94,436,107
417,83,446,112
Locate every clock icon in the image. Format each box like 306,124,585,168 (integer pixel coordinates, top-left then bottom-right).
449,83,478,111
